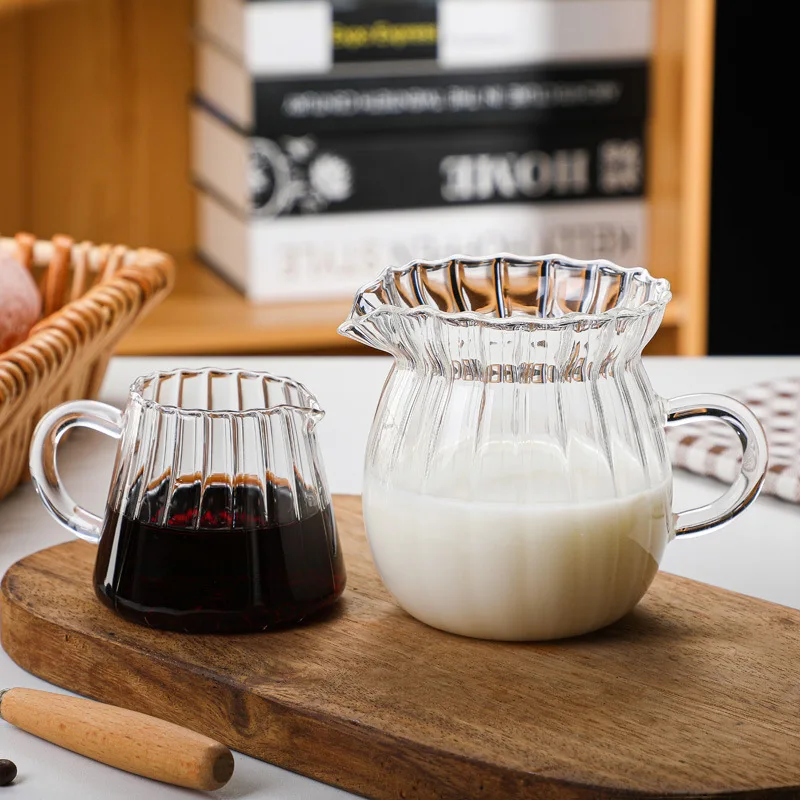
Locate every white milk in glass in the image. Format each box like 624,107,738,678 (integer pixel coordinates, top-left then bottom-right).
363,441,673,641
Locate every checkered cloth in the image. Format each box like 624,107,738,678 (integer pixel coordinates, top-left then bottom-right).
666,377,800,504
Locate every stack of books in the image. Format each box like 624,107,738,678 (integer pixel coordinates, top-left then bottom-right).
193,0,652,302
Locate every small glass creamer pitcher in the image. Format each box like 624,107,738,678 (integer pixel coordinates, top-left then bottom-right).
339,254,768,642
29,368,345,633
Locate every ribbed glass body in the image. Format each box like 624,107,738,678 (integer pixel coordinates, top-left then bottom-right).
106,368,332,528
93,368,345,632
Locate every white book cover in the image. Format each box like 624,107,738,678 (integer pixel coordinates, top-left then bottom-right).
196,191,649,303
196,0,653,77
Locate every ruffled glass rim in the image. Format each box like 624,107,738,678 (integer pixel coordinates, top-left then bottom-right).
129,367,323,418
339,253,672,336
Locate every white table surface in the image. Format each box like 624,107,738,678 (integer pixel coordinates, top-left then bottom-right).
2,355,799,799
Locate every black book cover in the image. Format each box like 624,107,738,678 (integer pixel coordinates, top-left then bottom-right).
200,119,646,216
207,62,648,136
331,1,438,64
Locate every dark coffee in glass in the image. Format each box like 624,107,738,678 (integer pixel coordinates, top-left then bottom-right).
31,368,346,633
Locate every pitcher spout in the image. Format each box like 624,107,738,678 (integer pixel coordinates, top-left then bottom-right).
337,277,399,355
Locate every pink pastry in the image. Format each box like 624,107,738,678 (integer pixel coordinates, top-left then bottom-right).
0,252,42,353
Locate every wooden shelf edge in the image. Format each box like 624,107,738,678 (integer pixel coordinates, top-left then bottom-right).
662,297,682,327
116,259,686,356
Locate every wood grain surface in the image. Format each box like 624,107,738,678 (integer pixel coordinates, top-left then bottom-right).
0,0,65,13
0,0,194,256
3,496,800,799
647,0,716,357
0,11,27,233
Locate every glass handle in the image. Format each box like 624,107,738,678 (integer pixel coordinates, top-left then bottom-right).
666,393,768,538
29,400,124,544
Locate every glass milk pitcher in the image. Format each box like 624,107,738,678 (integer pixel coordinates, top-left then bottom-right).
339,255,768,642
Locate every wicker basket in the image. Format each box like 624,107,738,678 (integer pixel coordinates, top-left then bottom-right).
0,233,174,500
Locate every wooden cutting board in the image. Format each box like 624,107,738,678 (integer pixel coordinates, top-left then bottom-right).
3,495,800,799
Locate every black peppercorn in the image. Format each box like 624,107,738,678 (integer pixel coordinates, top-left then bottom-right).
0,759,16,786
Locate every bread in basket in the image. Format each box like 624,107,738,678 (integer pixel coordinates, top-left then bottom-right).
0,233,174,500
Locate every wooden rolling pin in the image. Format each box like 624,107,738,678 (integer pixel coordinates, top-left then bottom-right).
0,687,234,790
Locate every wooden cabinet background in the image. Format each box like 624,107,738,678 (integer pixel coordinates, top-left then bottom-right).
0,0,715,356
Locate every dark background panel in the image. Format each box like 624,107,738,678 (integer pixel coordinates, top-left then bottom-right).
708,0,800,354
